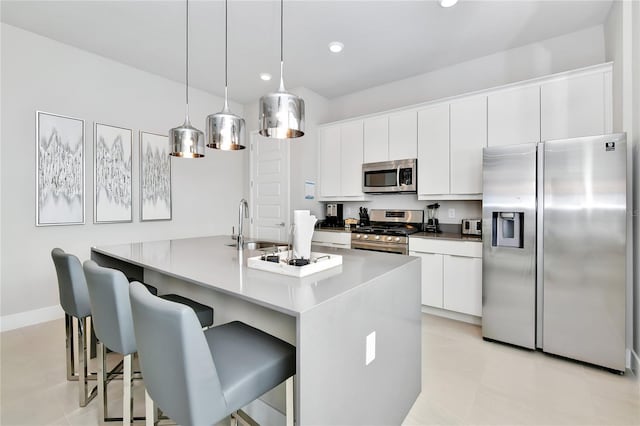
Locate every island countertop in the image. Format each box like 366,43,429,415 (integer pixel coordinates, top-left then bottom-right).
92,235,418,318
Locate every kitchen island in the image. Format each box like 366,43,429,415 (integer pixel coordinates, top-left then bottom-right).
91,235,421,426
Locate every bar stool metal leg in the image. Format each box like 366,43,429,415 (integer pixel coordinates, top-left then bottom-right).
77,317,97,407
65,314,76,382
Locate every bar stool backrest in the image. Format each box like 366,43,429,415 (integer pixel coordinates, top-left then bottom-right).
129,281,226,425
83,260,137,356
51,248,91,319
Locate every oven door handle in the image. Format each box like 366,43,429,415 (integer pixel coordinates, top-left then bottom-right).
396,167,401,187
351,241,407,254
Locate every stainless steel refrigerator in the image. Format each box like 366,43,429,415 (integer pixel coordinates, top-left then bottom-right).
482,133,627,372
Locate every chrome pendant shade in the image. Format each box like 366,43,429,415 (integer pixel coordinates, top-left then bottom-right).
259,89,305,139
169,121,205,157
206,0,246,150
169,0,205,158
258,0,305,139
206,107,246,150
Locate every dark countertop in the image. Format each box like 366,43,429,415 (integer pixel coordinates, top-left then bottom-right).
314,226,352,234
410,232,482,242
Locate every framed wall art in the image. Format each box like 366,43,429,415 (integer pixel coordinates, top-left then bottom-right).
36,111,85,226
140,131,172,221
94,123,132,223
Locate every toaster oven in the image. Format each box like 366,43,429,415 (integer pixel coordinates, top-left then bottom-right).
462,219,482,236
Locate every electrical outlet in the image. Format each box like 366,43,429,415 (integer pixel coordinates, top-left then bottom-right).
448,208,456,219
366,331,376,365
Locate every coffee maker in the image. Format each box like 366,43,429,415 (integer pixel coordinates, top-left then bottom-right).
325,203,344,227
425,203,441,233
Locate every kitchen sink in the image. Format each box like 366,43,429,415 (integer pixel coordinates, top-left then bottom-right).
226,240,288,251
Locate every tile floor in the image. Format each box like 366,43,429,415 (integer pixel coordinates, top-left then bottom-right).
1,314,639,425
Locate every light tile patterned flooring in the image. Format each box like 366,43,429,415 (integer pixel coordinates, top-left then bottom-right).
1,314,639,425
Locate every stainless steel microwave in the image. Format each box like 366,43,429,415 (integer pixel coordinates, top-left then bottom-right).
362,159,417,193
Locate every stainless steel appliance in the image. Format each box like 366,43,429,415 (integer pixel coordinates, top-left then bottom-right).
461,219,482,236
325,203,343,226
351,209,424,255
362,159,417,193
482,134,627,372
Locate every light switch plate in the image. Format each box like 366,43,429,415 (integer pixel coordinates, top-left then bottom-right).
366,331,376,365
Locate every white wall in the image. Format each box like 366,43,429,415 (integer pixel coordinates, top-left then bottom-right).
0,24,246,328
631,0,640,370
327,25,606,122
604,1,638,370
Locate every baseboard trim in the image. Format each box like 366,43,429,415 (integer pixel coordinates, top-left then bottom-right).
1,305,64,332
421,305,481,325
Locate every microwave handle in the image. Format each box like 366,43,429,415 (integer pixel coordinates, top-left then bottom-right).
396,167,400,186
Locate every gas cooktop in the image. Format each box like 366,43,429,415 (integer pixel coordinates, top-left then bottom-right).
353,225,420,237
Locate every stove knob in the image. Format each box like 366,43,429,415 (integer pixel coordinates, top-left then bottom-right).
363,235,368,240
395,237,401,242
375,235,380,240
386,236,393,241
354,234,360,239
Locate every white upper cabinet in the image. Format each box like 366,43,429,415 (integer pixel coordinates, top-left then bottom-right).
340,121,365,197
363,110,417,163
318,125,342,198
450,96,487,195
488,85,540,147
389,110,418,160
541,72,608,141
417,104,449,196
363,116,388,163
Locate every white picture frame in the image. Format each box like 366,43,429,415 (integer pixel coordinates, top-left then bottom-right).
36,111,85,226
140,131,172,221
94,123,133,223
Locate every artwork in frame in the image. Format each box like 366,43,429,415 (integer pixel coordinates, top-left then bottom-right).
140,131,172,221
36,111,85,226
94,123,133,223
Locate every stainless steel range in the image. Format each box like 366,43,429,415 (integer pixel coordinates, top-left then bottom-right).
351,209,424,255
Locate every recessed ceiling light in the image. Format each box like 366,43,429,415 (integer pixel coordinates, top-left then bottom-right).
440,0,458,7
260,73,272,81
328,41,344,54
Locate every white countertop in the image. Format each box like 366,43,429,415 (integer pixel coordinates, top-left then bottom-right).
92,235,417,317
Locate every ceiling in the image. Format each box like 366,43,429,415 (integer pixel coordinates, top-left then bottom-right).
1,0,613,104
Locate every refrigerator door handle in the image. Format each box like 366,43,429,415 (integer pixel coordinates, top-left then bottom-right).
536,142,544,349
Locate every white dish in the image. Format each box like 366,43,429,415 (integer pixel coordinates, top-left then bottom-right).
247,251,343,277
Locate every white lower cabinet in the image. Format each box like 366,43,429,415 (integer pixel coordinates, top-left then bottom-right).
443,255,482,317
409,238,482,317
410,252,443,307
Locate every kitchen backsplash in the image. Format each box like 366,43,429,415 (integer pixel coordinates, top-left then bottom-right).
332,195,482,224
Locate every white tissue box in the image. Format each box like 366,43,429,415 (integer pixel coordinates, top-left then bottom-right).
247,252,342,277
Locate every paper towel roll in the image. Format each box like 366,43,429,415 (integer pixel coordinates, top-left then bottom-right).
293,210,317,259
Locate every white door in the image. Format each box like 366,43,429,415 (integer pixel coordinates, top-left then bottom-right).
488,85,540,147
410,251,444,308
250,132,290,242
318,126,341,197
340,121,365,197
443,255,482,316
363,116,389,163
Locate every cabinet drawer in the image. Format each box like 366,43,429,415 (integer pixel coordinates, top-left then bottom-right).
312,231,351,246
409,238,482,258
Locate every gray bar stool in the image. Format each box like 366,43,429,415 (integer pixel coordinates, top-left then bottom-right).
51,248,97,407
129,281,296,426
83,261,215,424
83,260,145,424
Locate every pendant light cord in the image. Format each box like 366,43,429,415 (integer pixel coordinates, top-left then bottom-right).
223,0,229,112
279,0,285,92
185,0,190,122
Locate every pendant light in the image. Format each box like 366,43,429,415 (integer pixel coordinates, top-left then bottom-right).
206,0,246,150
169,0,205,158
258,0,305,139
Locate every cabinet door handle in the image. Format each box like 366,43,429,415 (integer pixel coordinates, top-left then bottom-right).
277,222,285,227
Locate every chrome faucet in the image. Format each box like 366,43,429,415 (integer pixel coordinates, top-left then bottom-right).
237,198,249,249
